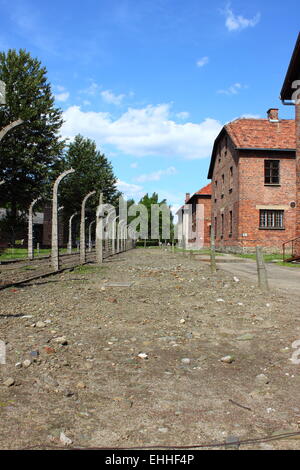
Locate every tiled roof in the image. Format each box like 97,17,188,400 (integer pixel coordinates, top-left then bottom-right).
194,183,212,196
225,118,296,150
185,183,212,204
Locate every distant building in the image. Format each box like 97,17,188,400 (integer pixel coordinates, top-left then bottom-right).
208,109,296,253
0,204,64,248
177,183,212,249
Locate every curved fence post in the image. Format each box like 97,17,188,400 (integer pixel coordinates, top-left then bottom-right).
28,197,41,260
51,169,75,271
88,219,96,253
80,191,96,264
67,212,77,254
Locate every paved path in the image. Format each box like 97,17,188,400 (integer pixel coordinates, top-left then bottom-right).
217,258,300,298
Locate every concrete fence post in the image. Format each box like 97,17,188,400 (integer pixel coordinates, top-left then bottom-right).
67,212,77,254
28,197,41,260
80,191,96,265
256,246,269,291
51,169,75,271
96,193,104,264
88,219,96,253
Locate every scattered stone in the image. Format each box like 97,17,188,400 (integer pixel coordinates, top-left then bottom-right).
44,346,56,354
181,358,191,365
36,321,46,328
15,362,22,369
77,382,86,390
42,375,59,387
158,427,169,433
217,299,225,303
22,359,31,368
60,432,73,446
236,333,254,341
3,377,15,387
53,336,68,345
255,374,270,386
137,353,148,359
179,319,186,324
221,356,235,364
233,277,240,283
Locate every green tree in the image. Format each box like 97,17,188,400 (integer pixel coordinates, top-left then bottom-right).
138,192,174,243
0,49,64,242
59,135,121,229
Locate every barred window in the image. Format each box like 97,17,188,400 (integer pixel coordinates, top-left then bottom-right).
265,160,280,184
259,210,284,229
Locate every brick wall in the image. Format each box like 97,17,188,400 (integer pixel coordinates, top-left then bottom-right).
211,135,241,251
211,134,297,253
296,102,300,239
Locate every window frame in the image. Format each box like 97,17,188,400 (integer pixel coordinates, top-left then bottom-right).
259,209,285,230
264,159,280,185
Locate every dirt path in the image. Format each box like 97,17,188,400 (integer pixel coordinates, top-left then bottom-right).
217,258,300,299
0,248,300,450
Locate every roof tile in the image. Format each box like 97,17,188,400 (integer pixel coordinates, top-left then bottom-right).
225,119,295,149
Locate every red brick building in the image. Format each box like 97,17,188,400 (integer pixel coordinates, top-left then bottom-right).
208,110,297,253
177,183,211,249
280,32,300,260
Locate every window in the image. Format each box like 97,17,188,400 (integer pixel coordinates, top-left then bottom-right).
229,210,233,236
259,210,284,229
265,160,280,185
221,213,224,238
229,167,233,191
221,174,225,198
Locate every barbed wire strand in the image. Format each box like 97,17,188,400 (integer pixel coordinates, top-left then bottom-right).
16,430,300,451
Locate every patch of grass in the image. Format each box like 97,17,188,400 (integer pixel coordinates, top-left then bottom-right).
73,265,105,274
235,253,283,263
0,248,75,260
277,261,300,268
22,265,38,271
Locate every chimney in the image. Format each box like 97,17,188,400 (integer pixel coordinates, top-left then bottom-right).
267,108,279,122
185,193,190,203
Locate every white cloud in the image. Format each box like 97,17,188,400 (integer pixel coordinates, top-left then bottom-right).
101,89,126,106
62,104,222,160
55,91,70,102
130,162,138,168
217,83,247,96
223,3,261,32
240,113,261,119
176,111,190,120
196,56,209,67
135,166,177,183
117,179,145,200
81,82,100,96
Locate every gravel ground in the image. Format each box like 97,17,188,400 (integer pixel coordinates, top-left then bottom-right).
0,247,300,450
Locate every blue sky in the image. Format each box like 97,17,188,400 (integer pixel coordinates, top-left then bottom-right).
0,0,299,212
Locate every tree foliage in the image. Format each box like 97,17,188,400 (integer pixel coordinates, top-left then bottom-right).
59,134,121,226
138,192,174,241
0,49,64,239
